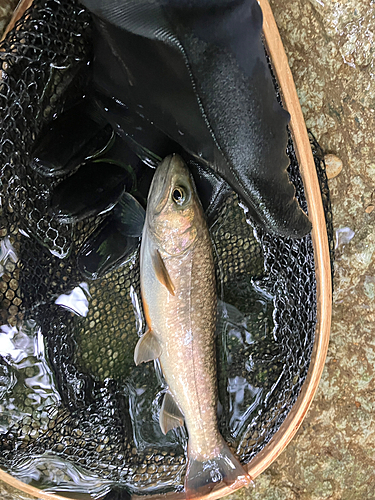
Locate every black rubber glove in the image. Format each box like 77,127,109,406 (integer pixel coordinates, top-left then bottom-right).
80,0,311,238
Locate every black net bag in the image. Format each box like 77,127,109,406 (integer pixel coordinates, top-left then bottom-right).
0,1,333,498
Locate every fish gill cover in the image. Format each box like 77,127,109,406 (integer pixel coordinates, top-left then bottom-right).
0,0,332,497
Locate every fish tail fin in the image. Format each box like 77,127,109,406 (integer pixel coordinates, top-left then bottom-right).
185,440,251,499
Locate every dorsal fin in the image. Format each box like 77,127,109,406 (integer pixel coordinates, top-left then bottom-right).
159,392,184,435
134,328,162,365
152,249,175,296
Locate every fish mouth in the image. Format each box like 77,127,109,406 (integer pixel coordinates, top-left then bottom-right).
147,154,190,216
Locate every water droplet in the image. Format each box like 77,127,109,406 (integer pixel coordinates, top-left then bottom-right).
335,227,355,249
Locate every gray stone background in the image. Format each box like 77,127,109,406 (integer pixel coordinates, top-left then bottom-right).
229,1,375,499
0,0,374,499
0,0,17,36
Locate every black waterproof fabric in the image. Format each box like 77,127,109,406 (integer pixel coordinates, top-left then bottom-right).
80,0,312,238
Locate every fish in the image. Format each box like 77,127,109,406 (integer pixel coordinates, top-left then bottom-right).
135,154,250,498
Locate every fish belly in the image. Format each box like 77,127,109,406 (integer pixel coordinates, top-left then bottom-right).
141,227,250,496
143,229,220,459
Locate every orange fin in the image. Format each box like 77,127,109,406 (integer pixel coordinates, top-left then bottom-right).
134,328,161,365
152,249,175,296
159,392,184,435
185,439,251,499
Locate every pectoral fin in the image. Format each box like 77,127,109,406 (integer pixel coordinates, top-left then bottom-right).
152,249,175,296
159,392,184,435
134,329,161,365
115,192,145,237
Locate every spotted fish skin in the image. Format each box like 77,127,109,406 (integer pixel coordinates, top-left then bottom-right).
137,154,249,497
141,185,218,456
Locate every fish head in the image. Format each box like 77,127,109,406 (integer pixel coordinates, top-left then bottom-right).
146,154,203,256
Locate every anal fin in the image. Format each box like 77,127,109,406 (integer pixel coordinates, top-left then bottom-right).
159,392,184,435
134,329,161,365
152,249,175,296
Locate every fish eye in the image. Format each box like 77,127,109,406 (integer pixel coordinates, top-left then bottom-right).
172,186,186,205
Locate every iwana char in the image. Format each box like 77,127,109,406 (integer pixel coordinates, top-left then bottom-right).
135,154,250,498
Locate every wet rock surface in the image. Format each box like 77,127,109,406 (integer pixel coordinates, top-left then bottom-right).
0,0,17,36
228,1,375,499
0,0,374,498
0,481,34,500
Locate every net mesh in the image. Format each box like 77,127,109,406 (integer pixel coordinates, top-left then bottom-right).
0,0,334,496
